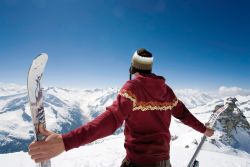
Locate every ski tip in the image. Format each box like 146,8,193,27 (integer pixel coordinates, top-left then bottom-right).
29,53,49,68
34,53,48,61
39,53,48,58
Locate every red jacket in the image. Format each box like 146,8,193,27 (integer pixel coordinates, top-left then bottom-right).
62,73,206,164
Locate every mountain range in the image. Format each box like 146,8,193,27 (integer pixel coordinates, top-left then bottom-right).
0,83,250,162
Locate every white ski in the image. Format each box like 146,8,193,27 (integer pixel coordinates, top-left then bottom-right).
27,53,51,167
187,104,229,167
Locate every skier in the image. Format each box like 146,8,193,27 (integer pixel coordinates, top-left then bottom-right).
28,48,214,167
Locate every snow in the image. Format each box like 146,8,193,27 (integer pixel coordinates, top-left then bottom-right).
0,135,250,167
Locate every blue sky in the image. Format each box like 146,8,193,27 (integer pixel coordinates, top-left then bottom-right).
0,0,249,90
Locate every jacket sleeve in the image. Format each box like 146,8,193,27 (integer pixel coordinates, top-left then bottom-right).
168,88,206,133
62,94,133,151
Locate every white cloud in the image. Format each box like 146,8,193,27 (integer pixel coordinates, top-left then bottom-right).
218,86,250,97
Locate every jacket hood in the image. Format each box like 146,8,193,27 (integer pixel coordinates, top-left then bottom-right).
132,73,168,101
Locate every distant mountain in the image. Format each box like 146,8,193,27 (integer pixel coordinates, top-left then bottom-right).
0,83,26,96
175,89,214,108
0,85,118,153
0,83,250,156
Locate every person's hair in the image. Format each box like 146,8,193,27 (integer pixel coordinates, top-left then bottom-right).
137,48,152,58
129,48,153,75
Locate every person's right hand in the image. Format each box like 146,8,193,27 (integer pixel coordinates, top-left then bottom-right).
28,128,65,163
204,127,214,137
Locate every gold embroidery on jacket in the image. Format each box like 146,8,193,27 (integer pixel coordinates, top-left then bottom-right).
119,90,137,107
134,100,178,111
119,90,179,111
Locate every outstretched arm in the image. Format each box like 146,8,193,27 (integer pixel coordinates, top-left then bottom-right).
172,100,214,137
62,95,132,150
28,94,133,162
172,100,206,133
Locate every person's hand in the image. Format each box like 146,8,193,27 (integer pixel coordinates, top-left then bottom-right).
204,127,214,137
28,127,65,163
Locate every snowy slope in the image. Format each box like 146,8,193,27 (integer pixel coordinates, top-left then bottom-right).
0,135,250,167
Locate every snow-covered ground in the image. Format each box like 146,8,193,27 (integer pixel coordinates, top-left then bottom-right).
0,134,250,167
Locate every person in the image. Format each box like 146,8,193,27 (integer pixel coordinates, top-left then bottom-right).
28,48,214,167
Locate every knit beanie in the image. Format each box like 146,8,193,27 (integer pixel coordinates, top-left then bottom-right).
129,48,153,79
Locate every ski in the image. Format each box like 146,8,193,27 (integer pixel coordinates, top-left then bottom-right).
27,53,51,167
187,104,229,167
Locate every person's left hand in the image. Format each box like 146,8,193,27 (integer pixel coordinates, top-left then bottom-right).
28,128,65,163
